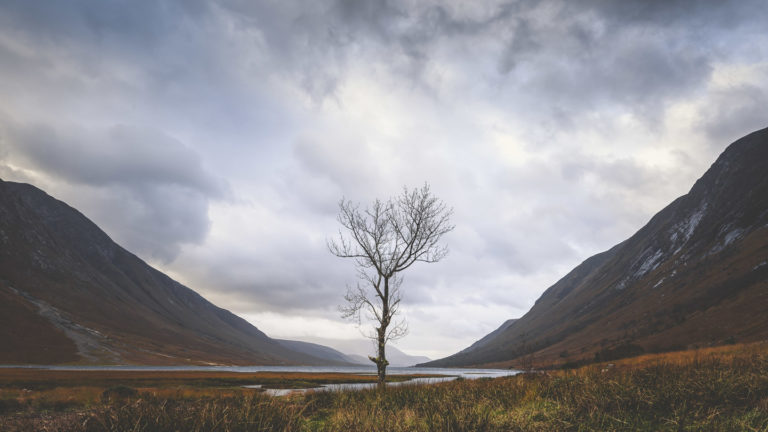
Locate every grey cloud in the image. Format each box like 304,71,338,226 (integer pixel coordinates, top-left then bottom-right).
1,0,732,117
0,0,209,55
699,84,768,147
8,124,224,195
482,230,579,275
497,18,539,75
289,0,726,124
175,239,350,314
331,0,404,40
78,183,213,263
269,0,750,127
303,0,725,114
490,6,715,129
491,153,677,254
594,40,710,108
292,135,384,198
219,1,514,99
0,0,760,117
580,0,764,29
0,0,289,148
1,121,224,262
561,157,662,190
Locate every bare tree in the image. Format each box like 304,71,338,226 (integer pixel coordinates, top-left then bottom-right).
329,184,454,388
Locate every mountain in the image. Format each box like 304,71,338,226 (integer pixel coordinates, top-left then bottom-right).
343,353,371,366
387,345,431,367
275,339,360,365
0,180,350,366
425,127,768,369
339,346,431,367
296,337,431,367
457,319,517,355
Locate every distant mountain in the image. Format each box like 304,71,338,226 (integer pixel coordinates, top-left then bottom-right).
387,345,431,367
343,353,371,366
0,180,350,366
425,127,768,368
297,337,431,367
344,345,430,367
275,339,359,365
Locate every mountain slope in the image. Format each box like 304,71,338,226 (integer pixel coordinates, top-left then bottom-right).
457,319,518,355
294,337,431,366
0,180,347,366
425,127,768,368
275,339,360,365
387,346,431,367
339,346,431,367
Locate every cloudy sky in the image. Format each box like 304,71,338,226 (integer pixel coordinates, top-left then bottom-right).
1,0,766,359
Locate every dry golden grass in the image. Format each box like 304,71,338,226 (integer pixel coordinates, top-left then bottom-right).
602,341,767,369
0,369,433,390
1,343,767,431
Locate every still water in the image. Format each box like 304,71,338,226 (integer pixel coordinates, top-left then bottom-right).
4,364,519,378
243,376,469,396
5,364,520,396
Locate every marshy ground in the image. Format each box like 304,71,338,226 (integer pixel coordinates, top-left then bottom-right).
1,343,767,431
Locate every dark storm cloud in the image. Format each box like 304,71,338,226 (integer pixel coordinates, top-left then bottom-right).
218,0,748,131
699,84,768,147
218,1,517,99
2,0,761,114
275,0,759,128
1,121,224,262
485,1,727,129
524,36,711,113
2,0,739,121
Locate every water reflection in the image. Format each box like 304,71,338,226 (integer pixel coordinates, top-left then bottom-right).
240,370,518,396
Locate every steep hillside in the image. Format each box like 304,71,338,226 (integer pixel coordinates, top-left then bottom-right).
0,180,347,366
425,127,768,368
457,319,518,355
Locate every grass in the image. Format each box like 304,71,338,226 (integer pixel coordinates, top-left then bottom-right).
1,343,767,431
0,370,432,390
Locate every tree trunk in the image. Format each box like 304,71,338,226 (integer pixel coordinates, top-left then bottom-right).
376,331,387,388
367,331,388,388
375,276,391,388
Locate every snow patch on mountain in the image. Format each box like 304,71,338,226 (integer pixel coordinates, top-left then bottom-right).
670,201,708,254
710,227,745,255
634,249,664,278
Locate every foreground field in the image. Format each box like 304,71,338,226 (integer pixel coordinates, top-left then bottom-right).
1,343,767,431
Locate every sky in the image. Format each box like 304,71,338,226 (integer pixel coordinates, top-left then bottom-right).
0,0,766,359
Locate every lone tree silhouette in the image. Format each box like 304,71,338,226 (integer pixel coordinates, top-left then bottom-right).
329,184,454,387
